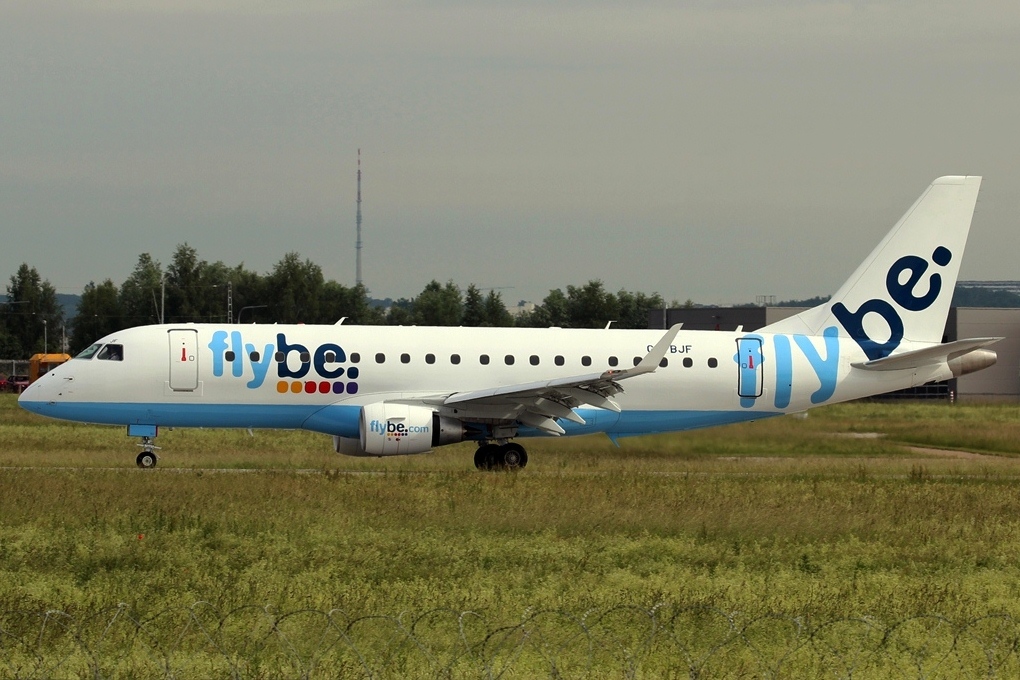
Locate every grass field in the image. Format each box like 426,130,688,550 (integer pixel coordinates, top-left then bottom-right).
3,395,1020,677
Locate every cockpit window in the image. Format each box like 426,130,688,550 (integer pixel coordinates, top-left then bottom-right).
96,344,124,361
76,343,103,360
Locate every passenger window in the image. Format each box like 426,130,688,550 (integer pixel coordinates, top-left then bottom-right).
608,356,619,367
376,353,386,363
708,358,718,368
451,354,461,365
249,351,260,362
555,355,564,366
299,352,310,363
530,355,540,366
351,353,361,363
659,358,668,368
581,356,592,367
324,351,336,362
505,355,515,366
480,355,490,365
225,351,236,362
97,344,123,361
683,357,693,368
275,351,285,362
633,357,641,366
425,353,436,364
401,353,411,364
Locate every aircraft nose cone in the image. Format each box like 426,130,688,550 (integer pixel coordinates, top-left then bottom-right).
18,380,46,413
17,372,62,415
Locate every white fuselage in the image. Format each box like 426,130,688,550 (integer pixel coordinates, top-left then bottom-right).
19,322,948,440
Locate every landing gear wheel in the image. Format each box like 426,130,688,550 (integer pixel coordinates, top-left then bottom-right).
474,443,501,470
500,443,528,470
136,451,158,469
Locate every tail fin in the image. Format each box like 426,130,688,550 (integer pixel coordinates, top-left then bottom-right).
764,176,982,359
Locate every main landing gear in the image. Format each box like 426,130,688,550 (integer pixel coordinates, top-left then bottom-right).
474,442,528,470
135,437,159,469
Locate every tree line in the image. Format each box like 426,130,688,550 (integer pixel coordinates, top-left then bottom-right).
1,244,672,357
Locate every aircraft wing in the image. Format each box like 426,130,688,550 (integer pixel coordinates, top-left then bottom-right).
435,324,683,434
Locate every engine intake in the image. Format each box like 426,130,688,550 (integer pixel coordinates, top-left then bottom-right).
333,403,465,456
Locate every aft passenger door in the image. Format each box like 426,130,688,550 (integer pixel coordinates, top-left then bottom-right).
736,336,763,399
168,329,199,391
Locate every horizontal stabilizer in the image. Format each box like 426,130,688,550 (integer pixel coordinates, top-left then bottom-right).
851,337,1001,371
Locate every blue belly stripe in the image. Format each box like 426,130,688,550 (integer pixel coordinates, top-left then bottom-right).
20,399,780,440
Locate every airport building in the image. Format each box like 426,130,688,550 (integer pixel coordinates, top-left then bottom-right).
650,307,1020,401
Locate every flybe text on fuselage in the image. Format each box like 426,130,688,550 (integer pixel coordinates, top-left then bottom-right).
208,330,360,394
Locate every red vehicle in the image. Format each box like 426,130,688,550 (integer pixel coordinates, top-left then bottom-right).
5,375,30,393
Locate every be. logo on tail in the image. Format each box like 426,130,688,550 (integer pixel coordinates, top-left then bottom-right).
737,246,953,411
832,247,952,360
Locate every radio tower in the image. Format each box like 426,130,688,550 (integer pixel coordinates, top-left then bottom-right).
356,149,363,287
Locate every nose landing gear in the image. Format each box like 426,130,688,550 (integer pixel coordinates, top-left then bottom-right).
128,425,161,469
135,437,160,469
474,442,528,470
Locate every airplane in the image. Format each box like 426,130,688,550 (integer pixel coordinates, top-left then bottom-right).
19,176,1000,470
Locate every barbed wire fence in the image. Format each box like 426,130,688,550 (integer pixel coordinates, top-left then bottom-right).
2,603,1019,678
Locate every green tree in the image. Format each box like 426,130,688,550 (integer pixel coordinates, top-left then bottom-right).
615,289,665,329
0,325,19,358
164,243,202,322
229,263,269,324
565,280,619,329
462,284,486,327
413,280,462,326
70,280,123,352
119,254,164,326
266,253,324,323
320,281,381,325
384,298,414,325
519,288,569,327
482,290,513,327
164,245,235,323
5,263,63,355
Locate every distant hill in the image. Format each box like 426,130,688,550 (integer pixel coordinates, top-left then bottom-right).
772,295,831,308
772,285,1020,310
1,294,80,322
57,294,80,321
951,286,1020,307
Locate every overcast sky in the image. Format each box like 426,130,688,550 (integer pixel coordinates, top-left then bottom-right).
2,1,1018,307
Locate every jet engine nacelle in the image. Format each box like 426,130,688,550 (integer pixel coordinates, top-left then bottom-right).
333,403,465,456
948,348,997,377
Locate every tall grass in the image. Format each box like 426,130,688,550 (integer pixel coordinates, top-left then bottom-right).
4,395,1020,470
3,395,1020,674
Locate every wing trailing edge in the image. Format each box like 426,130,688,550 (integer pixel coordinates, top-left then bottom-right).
440,324,684,428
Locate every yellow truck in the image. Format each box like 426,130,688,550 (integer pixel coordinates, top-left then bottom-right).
29,353,72,384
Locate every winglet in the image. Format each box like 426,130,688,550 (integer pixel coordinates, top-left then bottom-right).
600,323,683,381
